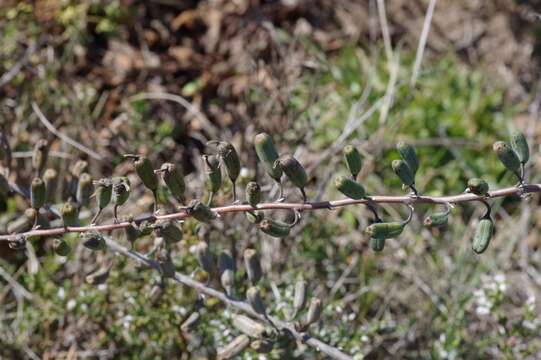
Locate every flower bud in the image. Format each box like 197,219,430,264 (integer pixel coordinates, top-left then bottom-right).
81,232,106,251
467,178,489,196
246,210,264,224
243,249,262,285
8,236,26,250
218,250,235,274
94,179,113,210
278,154,308,190
155,221,183,244
250,339,273,353
304,297,322,327
215,141,240,186
124,223,141,245
76,173,93,207
32,139,48,175
195,241,214,274
181,312,200,333
245,182,261,208
423,211,449,228
158,163,185,204
493,141,520,173
132,156,158,191
217,335,250,360
7,208,36,234
157,247,175,278
43,168,58,203
112,177,130,206
31,177,46,210
343,145,362,179
246,286,266,315
511,131,529,164
365,221,405,240
232,315,267,338
61,200,78,227
397,141,419,175
85,266,111,285
254,133,282,181
293,278,307,315
370,237,385,252
259,219,290,238
203,155,222,194
472,217,494,254
221,269,235,296
392,159,414,187
188,200,217,222
0,173,10,197
335,175,365,200
53,238,71,256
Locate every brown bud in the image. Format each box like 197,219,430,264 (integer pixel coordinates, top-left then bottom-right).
217,335,250,360
243,249,262,285
195,241,214,274
232,314,266,338
32,140,48,175
246,286,266,315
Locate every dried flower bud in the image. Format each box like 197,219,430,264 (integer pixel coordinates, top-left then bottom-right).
61,201,78,227
365,221,405,240
396,141,419,175
335,175,365,199
246,210,264,224
31,177,46,209
76,173,93,207
232,315,266,338
43,168,58,203
278,154,308,190
254,132,282,181
370,237,385,252
85,266,111,285
392,159,415,187
217,335,250,360
423,211,449,228
250,339,273,353
131,156,158,191
195,241,214,274
32,139,48,175
493,141,520,173
214,141,240,197
472,217,494,254
112,177,130,206
293,278,307,314
259,219,291,238
245,182,261,208
467,178,489,196
53,238,71,256
203,154,222,195
343,145,362,179
94,179,113,210
155,221,183,244
158,163,185,203
246,286,266,315
304,297,322,327
181,312,200,333
243,249,262,285
124,223,141,245
7,208,37,234
221,269,235,296
511,131,529,164
188,200,217,222
81,232,106,251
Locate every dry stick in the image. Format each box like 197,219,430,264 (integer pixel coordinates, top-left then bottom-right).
31,102,104,161
2,184,539,242
104,237,353,360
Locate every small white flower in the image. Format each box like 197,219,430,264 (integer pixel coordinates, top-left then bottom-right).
66,299,76,311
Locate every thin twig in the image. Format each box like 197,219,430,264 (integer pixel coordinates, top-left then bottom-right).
104,237,353,360
1,184,539,241
31,102,104,161
410,0,438,88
